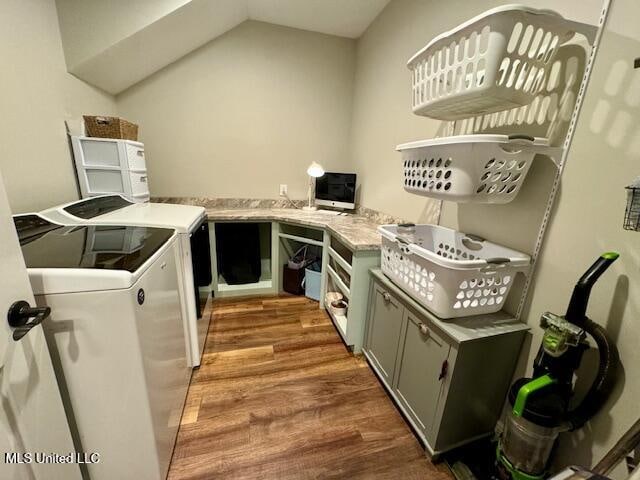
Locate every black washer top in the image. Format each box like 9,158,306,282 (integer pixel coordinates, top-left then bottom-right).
15,216,174,273
13,215,63,244
63,195,133,219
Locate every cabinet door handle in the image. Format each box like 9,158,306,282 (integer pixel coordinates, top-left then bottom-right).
382,292,391,302
419,323,429,335
439,359,449,381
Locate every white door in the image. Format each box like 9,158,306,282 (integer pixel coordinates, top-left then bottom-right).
0,170,81,479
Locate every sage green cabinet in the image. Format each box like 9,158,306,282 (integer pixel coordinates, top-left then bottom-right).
364,284,404,384
364,269,528,457
394,311,450,442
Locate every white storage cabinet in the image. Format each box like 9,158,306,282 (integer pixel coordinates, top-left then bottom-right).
72,136,149,202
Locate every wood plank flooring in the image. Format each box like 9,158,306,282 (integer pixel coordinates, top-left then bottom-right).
168,295,452,480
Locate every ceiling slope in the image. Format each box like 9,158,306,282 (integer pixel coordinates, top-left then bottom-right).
56,0,390,95
247,0,390,39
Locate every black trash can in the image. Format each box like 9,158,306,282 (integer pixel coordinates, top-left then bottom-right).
215,223,262,285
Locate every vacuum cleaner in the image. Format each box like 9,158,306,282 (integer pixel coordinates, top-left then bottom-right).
497,253,621,480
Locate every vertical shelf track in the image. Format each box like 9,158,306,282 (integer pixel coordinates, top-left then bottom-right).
514,0,613,321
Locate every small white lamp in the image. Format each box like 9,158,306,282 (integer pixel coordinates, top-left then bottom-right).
303,162,325,211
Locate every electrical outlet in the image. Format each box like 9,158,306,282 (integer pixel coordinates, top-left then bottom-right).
279,184,288,196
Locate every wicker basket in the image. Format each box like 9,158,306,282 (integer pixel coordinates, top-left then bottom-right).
83,116,139,141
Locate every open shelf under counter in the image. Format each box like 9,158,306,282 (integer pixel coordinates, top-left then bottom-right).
205,213,382,351
209,221,278,298
321,234,380,352
328,246,352,275
326,306,348,343
326,264,350,298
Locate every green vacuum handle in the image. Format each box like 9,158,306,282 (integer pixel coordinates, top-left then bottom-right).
513,374,556,417
565,252,619,326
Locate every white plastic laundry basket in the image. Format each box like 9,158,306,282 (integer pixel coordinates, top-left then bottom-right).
379,224,530,319
397,134,553,203
408,5,580,120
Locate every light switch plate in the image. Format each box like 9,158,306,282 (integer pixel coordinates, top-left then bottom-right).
279,184,287,196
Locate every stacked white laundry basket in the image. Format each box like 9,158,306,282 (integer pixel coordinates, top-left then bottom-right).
380,5,589,319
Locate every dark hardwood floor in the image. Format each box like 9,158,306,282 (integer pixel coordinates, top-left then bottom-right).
168,295,452,480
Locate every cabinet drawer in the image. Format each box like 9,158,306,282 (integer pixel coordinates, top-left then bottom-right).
79,139,121,167
128,171,150,197
395,311,450,441
85,168,126,194
125,143,146,171
365,285,403,384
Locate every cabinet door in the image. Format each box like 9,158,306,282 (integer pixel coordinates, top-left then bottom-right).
365,284,404,385
395,311,450,440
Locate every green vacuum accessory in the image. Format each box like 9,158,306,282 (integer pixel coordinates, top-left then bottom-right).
540,312,585,357
512,375,556,417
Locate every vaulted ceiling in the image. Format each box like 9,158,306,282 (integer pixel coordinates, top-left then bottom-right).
55,0,391,95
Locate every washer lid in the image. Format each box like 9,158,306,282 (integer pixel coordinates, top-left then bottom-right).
19,223,174,273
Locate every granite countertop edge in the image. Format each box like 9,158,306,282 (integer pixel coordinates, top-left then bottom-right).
151,198,397,251
204,208,382,251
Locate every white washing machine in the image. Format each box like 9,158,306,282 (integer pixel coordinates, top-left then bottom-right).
13,214,191,480
39,195,212,367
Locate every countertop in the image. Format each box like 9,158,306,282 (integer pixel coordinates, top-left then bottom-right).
205,208,382,251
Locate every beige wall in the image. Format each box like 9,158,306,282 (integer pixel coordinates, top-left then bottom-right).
350,0,639,475
0,0,117,214
117,21,356,201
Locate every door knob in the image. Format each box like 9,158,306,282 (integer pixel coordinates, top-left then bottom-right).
382,292,391,302
7,301,50,341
